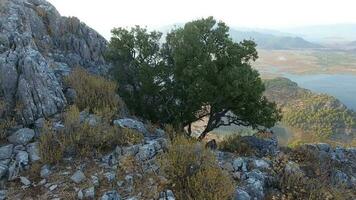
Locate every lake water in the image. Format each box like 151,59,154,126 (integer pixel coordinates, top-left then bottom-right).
283,74,356,111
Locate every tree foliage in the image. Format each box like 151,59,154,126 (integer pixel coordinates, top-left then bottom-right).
106,17,281,139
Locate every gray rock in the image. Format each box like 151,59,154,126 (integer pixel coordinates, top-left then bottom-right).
240,136,278,157
40,165,52,178
285,161,303,175
8,128,35,145
233,157,248,172
113,118,148,135
80,111,101,126
26,142,41,162
135,143,156,161
91,175,100,187
0,144,13,160
0,190,6,200
159,190,175,200
8,161,19,181
122,145,140,157
252,159,270,170
49,184,58,191
65,88,77,104
71,170,86,184
20,176,31,186
16,151,29,167
331,170,351,188
234,188,251,200
34,118,46,130
104,171,116,183
316,143,331,152
0,0,110,125
79,187,95,199
0,164,8,179
101,190,121,200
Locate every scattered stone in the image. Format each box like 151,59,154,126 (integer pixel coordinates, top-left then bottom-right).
233,157,248,172
0,144,13,160
0,164,7,179
71,170,86,184
332,170,351,188
113,118,148,135
20,176,31,186
234,188,251,200
252,159,270,170
83,187,95,199
8,128,35,145
26,142,41,162
104,171,116,183
38,179,47,186
316,143,331,152
159,190,175,200
91,175,100,187
40,165,52,178
136,143,156,161
101,190,121,200
49,184,58,191
16,151,29,167
8,161,19,181
0,190,6,200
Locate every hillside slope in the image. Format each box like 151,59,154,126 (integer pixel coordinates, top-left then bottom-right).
229,30,323,49
264,77,356,140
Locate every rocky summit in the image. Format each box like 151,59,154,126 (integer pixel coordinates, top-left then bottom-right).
0,0,355,200
0,0,109,125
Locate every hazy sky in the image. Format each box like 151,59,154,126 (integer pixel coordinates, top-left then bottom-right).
47,0,356,39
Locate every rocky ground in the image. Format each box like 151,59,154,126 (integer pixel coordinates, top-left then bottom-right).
0,0,355,199
0,116,355,199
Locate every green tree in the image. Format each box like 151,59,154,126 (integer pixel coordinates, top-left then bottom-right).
106,17,281,139
105,26,167,122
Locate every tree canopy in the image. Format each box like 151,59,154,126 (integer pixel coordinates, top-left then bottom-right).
106,17,281,139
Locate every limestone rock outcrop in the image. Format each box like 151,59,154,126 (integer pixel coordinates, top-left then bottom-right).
0,0,110,124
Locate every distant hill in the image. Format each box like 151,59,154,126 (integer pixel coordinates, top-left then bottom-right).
280,24,356,43
229,29,323,50
264,77,356,139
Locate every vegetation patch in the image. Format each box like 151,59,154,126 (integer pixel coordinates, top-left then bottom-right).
39,105,143,163
158,136,235,200
64,67,119,119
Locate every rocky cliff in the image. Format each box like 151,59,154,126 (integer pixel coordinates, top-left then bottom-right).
0,0,109,125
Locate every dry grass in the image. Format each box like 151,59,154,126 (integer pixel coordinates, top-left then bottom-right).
39,105,144,163
219,134,254,156
159,136,234,200
65,67,119,120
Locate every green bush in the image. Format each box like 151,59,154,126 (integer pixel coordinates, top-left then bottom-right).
159,136,234,200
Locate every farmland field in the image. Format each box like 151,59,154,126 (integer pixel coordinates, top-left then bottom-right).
254,49,356,77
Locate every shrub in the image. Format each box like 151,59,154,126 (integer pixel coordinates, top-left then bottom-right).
159,136,234,200
117,155,167,199
64,67,119,119
219,134,254,156
164,124,178,141
39,122,64,165
0,99,16,140
39,105,144,162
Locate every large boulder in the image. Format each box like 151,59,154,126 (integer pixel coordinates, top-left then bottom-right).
0,0,110,124
8,128,35,145
0,144,14,160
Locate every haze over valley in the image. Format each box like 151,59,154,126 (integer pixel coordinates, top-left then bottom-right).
0,0,355,199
